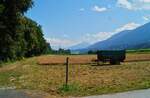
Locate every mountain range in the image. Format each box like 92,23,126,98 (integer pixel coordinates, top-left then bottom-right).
72,22,150,53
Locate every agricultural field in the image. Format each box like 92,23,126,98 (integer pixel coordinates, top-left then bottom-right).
37,53,150,65
0,53,150,97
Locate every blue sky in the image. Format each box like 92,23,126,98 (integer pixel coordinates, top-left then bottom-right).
26,0,150,49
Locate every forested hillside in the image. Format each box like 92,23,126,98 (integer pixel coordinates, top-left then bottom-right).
0,0,49,62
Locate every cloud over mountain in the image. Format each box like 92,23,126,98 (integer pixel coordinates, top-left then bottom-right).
117,0,150,10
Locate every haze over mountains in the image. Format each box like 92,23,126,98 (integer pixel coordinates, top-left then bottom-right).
69,42,90,50
71,22,150,53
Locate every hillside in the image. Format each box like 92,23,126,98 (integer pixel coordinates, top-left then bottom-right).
83,22,150,52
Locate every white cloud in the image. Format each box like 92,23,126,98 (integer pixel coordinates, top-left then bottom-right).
46,38,78,49
115,22,140,32
92,5,107,12
82,32,114,44
143,15,150,21
117,0,133,10
143,16,149,21
117,0,150,10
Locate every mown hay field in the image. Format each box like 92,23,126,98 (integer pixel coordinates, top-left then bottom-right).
0,53,150,97
37,53,150,65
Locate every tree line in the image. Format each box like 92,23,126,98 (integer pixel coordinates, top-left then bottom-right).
49,48,71,55
0,0,49,62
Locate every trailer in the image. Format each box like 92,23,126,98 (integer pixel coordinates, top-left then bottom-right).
97,50,126,65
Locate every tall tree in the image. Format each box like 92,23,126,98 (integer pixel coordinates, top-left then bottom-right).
20,17,48,57
0,0,49,62
0,4,4,13
0,0,33,61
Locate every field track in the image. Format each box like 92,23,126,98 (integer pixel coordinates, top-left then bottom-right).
37,53,150,65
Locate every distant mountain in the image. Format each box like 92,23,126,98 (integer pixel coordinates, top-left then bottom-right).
69,42,90,50
82,22,150,52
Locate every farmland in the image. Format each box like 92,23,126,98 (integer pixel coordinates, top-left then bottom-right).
37,53,150,65
0,53,150,97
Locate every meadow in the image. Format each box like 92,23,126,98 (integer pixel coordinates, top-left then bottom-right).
0,53,150,97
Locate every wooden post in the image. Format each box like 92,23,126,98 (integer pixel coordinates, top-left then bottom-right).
66,57,69,86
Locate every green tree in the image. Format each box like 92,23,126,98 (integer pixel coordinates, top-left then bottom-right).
0,0,49,62
0,4,4,13
0,0,33,61
19,16,49,57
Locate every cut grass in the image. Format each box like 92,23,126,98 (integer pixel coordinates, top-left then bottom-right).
37,54,150,65
0,54,150,97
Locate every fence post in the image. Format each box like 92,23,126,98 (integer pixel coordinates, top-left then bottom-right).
66,57,69,86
